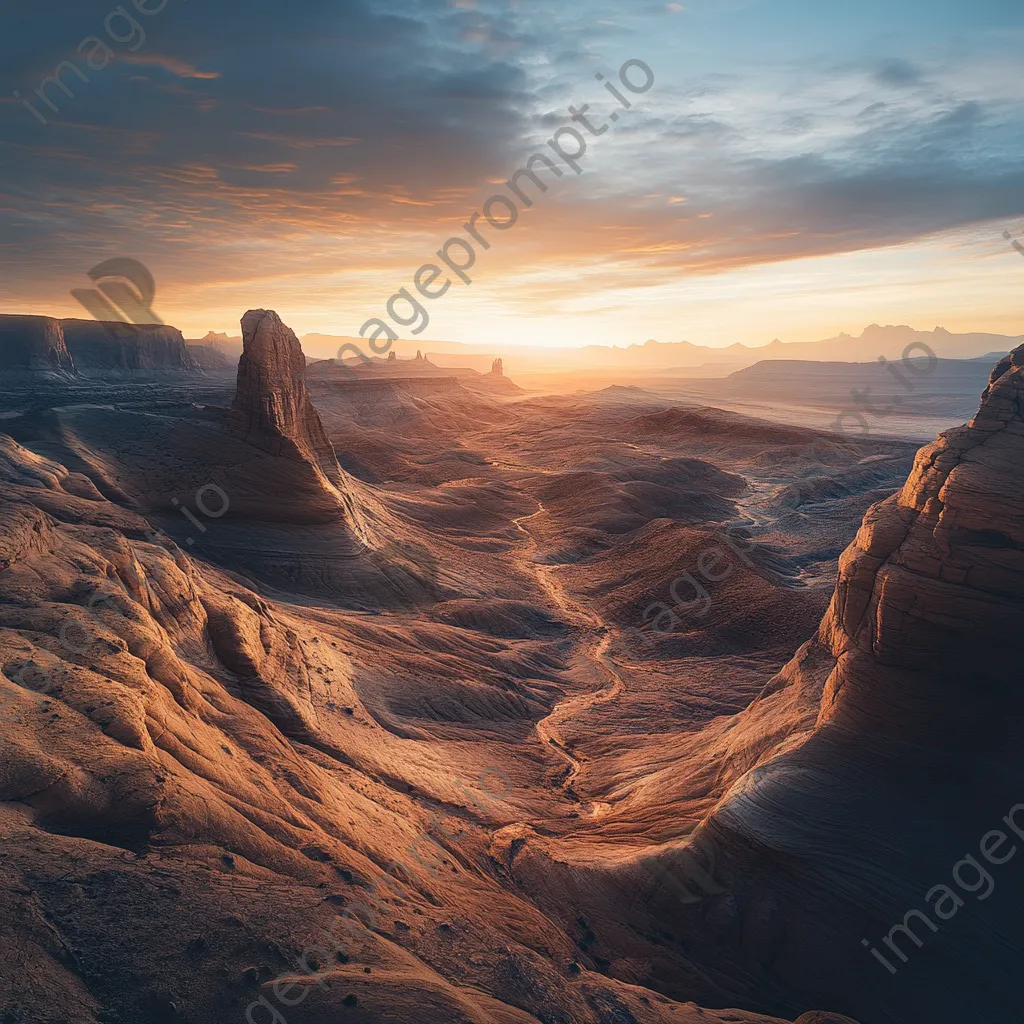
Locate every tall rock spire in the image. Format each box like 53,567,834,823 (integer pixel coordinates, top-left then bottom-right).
233,310,338,474
232,309,375,545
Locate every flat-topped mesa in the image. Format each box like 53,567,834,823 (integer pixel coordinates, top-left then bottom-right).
0,315,77,378
232,309,375,543
817,342,1024,743
60,319,200,377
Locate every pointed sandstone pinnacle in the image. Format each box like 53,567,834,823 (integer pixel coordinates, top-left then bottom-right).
491,358,504,376
233,309,337,467
818,343,1024,741
232,309,375,545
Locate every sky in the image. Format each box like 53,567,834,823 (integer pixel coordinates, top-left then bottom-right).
1,0,1023,351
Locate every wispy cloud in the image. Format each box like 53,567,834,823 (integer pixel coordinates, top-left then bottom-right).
121,53,220,79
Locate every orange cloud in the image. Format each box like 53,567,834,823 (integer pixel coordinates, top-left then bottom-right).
121,53,220,79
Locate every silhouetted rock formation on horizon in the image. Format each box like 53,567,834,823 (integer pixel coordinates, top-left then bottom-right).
491,358,504,376
185,330,243,363
0,315,77,378
185,343,231,371
0,315,199,380
61,319,200,377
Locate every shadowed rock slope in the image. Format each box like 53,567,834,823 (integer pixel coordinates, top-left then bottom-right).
496,346,1024,1024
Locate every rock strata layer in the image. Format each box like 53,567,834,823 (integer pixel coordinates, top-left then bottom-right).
818,341,1024,740
686,343,1024,1021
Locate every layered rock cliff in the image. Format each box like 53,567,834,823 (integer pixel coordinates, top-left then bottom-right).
0,315,77,378
693,344,1024,1023
61,319,201,377
817,342,1024,741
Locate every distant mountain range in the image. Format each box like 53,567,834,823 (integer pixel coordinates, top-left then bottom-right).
297,324,1022,374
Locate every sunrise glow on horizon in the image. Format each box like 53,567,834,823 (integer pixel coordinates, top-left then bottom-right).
2,0,1022,352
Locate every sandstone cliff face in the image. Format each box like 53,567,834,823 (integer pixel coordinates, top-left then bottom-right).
666,348,1024,1021
0,315,77,377
61,319,200,377
817,342,1024,741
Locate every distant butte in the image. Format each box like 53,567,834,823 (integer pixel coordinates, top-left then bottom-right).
0,314,215,379
0,315,77,378
60,318,200,377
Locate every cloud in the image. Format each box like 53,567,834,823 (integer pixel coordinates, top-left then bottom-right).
0,0,1022,340
120,53,220,79
873,57,923,89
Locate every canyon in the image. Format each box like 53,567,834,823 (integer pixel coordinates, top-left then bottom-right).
0,311,1019,1024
